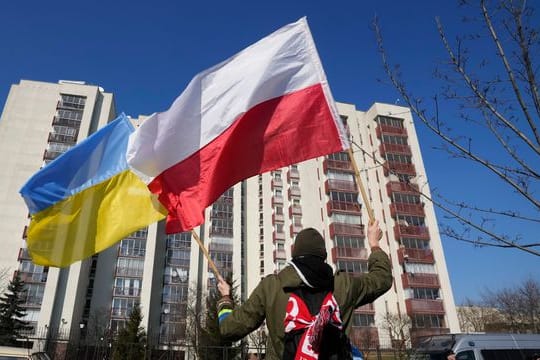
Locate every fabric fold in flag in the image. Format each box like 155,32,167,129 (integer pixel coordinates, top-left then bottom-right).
20,114,166,267
127,17,349,233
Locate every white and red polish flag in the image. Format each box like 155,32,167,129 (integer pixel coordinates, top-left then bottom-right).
127,17,349,233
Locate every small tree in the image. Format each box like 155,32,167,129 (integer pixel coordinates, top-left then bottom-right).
0,274,30,346
380,312,411,360
112,304,147,360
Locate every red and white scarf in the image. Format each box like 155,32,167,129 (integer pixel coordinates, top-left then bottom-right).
284,292,343,360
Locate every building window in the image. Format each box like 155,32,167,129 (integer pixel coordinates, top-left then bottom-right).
386,153,412,164
401,238,430,249
335,235,365,249
405,262,436,274
330,191,358,203
393,193,421,204
353,313,375,327
327,152,349,162
377,115,404,128
382,134,408,145
336,260,368,274
413,288,440,300
119,238,146,257
412,314,444,328
397,215,425,227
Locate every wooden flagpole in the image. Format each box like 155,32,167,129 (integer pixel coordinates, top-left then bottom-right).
347,148,375,224
191,229,220,278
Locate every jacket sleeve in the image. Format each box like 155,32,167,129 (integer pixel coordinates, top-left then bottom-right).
218,279,267,341
342,248,393,308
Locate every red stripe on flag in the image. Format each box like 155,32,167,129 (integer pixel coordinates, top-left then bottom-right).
149,83,344,233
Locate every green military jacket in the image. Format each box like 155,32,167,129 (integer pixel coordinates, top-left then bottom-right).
219,249,392,359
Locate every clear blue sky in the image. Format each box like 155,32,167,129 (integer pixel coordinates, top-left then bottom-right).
1,0,537,304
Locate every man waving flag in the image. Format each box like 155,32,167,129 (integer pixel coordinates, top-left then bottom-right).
127,17,349,233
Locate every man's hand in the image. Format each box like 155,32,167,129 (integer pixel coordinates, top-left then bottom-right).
217,274,231,297
367,219,382,249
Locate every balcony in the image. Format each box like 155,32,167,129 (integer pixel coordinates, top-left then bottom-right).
330,223,365,238
288,167,300,180
384,161,416,176
51,115,81,128
272,213,284,222
273,249,286,261
394,224,430,240
288,186,301,198
386,181,419,195
113,287,141,297
15,270,47,283
405,299,445,315
379,143,411,157
376,123,407,137
273,231,286,242
331,246,368,263
48,132,77,144
43,149,63,161
402,273,440,288
325,179,357,193
390,203,425,218
323,158,354,173
18,247,31,261
208,242,233,252
290,224,302,237
271,178,283,188
327,200,361,215
398,247,434,264
289,204,302,216
272,195,284,206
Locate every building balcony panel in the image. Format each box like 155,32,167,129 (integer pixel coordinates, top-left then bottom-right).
48,132,77,144
379,143,412,157
402,273,440,288
51,116,81,128
376,123,408,137
288,168,300,180
390,203,425,218
271,178,283,188
15,271,47,283
323,158,354,173
273,249,287,261
288,186,301,198
289,205,302,217
394,225,430,240
330,223,365,238
386,181,420,195
272,195,284,206
290,224,302,237
272,213,284,223
327,200,361,215
384,161,416,176
273,231,286,242
405,299,445,315
398,247,434,264
18,247,31,261
43,149,63,161
325,179,357,193
331,247,368,263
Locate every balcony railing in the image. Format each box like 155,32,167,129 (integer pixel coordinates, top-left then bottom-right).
272,195,283,206
272,213,284,222
405,299,445,315
15,270,47,283
398,247,434,264
387,181,419,195
384,161,416,176
273,249,286,261
330,223,365,238
289,205,302,216
376,123,407,137
43,149,63,161
51,116,81,128
271,178,283,188
113,287,141,297
288,186,301,198
18,247,31,261
208,242,233,252
325,179,357,193
379,143,412,157
323,158,354,173
327,200,361,215
394,224,430,240
273,231,286,242
290,224,302,237
390,203,425,218
401,273,440,288
331,246,368,262
349,327,379,349
48,132,77,144
288,168,300,180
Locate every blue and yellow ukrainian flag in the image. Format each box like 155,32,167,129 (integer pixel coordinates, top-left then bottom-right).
20,114,166,267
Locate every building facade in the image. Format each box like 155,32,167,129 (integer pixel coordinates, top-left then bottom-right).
0,80,459,354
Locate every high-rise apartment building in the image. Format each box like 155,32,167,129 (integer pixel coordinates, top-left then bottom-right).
0,80,459,356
